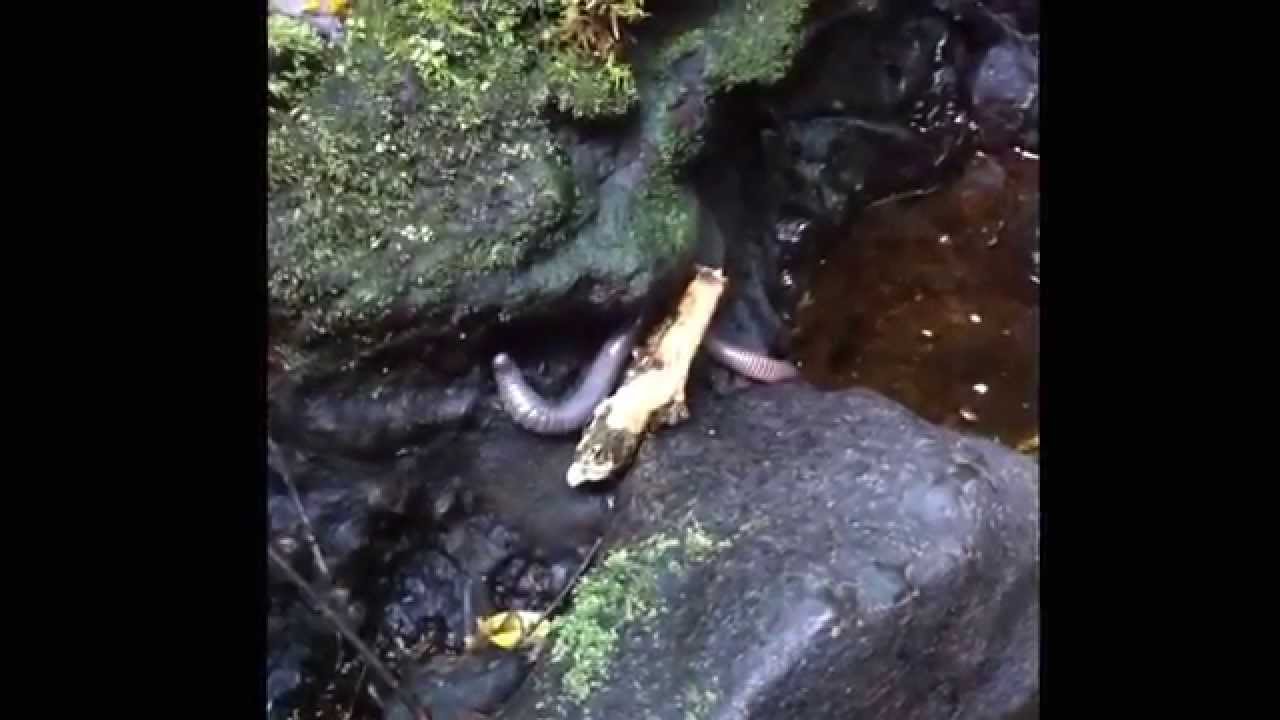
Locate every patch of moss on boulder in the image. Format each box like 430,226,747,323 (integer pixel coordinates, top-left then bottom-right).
266,0,819,391
660,0,813,92
547,524,730,705
705,0,812,88
267,1,654,371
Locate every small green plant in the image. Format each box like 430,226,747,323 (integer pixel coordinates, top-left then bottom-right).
540,0,649,116
543,49,637,117
556,0,648,59
268,15,335,109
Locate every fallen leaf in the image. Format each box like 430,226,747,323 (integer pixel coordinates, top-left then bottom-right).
474,611,548,650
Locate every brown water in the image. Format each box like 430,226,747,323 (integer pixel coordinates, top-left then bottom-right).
792,150,1039,453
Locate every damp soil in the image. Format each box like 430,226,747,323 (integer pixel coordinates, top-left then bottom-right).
792,149,1039,453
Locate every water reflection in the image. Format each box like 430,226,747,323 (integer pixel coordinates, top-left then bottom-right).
793,150,1039,452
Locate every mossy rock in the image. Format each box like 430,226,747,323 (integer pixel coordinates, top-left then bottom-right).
652,0,813,92
266,0,819,390
498,385,1040,720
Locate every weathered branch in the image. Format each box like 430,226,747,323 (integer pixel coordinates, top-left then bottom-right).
567,266,726,486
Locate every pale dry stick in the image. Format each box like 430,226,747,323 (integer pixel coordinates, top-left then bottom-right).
267,545,432,720
568,266,727,486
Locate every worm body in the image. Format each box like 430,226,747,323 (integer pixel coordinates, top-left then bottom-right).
702,335,799,383
493,316,800,434
492,318,643,435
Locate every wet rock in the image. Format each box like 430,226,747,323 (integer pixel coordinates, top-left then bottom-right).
268,480,384,586
448,420,615,563
684,1,989,330
439,515,521,586
267,582,347,719
501,384,1038,720
263,387,620,715
968,40,1038,152
327,413,618,661
941,0,1039,37
266,610,317,716
387,647,532,720
758,6,978,227
269,371,483,459
693,0,1043,339
490,556,573,613
375,548,471,656
416,418,617,625
988,0,1038,33
690,161,817,363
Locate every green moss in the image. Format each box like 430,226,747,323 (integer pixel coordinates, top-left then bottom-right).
267,1,593,336
268,14,327,53
649,0,812,93
543,49,638,118
642,0,813,170
704,0,812,90
266,1,666,339
268,15,337,108
343,0,544,124
659,27,706,67
274,1,645,124
628,170,696,261
549,523,731,704
267,0,813,350
651,94,701,169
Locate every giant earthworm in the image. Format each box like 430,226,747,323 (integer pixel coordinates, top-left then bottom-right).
702,334,800,383
493,317,798,435
492,317,644,435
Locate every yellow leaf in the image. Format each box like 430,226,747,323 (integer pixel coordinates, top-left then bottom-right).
475,611,549,650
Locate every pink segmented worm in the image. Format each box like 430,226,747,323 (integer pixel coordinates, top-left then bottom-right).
701,334,800,383
492,318,644,435
493,317,798,435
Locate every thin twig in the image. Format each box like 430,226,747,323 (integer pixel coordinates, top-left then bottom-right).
269,437,346,671
344,664,368,720
269,437,333,580
267,545,432,720
522,537,604,643
461,575,474,648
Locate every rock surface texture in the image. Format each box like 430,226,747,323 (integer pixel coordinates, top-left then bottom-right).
500,383,1039,720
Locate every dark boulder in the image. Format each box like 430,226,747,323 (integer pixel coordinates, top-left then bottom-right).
388,647,532,720
693,1,989,328
757,5,979,221
968,39,1038,152
501,384,1039,719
